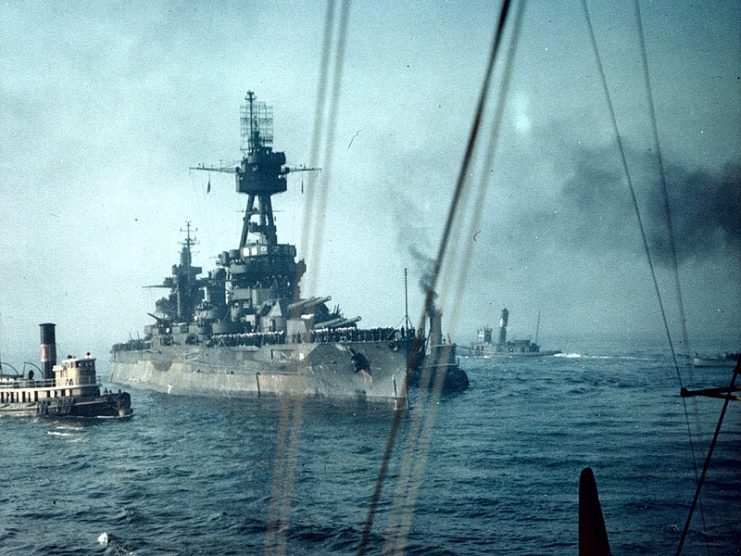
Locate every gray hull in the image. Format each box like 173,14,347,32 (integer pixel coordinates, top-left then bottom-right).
110,339,408,408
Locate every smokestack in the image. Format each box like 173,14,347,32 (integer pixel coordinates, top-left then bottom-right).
498,308,509,346
429,307,443,348
40,323,57,381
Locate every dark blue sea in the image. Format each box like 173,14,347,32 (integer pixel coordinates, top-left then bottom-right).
2,340,739,555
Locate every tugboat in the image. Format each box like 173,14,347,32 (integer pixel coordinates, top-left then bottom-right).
461,308,561,357
0,323,132,418
409,304,469,392
110,91,413,408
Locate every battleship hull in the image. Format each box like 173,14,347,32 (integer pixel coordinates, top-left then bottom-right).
110,339,408,408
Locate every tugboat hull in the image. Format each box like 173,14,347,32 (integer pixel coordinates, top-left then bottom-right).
0,393,132,418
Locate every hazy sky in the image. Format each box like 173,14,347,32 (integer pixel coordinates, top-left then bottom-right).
1,0,739,361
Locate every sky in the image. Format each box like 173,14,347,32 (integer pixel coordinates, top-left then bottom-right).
1,0,739,362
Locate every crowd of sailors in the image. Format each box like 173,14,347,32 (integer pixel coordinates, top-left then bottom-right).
113,325,417,350
206,326,408,347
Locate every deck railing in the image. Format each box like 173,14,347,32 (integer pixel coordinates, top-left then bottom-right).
0,377,102,390
112,326,418,352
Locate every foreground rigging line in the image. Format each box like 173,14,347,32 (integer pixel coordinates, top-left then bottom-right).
384,4,526,554
633,0,705,535
676,364,739,555
357,0,514,553
581,0,679,385
306,0,352,298
300,0,337,265
583,0,707,546
265,2,350,554
634,0,693,376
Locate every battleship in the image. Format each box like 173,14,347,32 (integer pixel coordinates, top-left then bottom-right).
0,323,132,418
460,308,560,358
110,91,420,407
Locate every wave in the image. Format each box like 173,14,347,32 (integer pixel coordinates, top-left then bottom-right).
553,353,641,360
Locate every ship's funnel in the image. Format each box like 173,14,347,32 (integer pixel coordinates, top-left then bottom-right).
428,307,443,348
498,308,509,346
40,322,57,380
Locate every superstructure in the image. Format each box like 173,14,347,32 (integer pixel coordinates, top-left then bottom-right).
110,92,413,407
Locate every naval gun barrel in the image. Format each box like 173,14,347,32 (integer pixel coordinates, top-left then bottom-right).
288,296,318,311
288,296,331,312
314,316,361,330
147,313,169,324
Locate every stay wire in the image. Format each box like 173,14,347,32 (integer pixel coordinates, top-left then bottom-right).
357,0,514,553
633,0,706,544
634,0,693,375
676,364,739,555
264,2,347,554
307,0,352,299
280,1,351,551
384,4,525,553
300,0,337,265
584,1,710,551
581,0,680,387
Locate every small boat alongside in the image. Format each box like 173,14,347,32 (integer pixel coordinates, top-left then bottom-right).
692,352,740,368
0,323,132,418
409,305,469,392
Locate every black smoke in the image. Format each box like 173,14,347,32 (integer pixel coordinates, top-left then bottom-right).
524,145,740,267
645,162,740,265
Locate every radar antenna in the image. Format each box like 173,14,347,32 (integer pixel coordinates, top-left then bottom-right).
190,91,319,248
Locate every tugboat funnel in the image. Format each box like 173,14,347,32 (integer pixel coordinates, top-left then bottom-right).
39,323,57,381
498,308,509,346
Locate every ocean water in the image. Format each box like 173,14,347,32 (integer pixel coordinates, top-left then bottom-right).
1,344,739,555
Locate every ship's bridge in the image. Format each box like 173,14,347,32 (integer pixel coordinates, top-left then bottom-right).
240,242,296,259
53,354,100,390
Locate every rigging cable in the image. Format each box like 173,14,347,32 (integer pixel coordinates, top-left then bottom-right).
632,0,707,548
583,0,709,550
357,0,514,553
580,0,680,385
676,364,739,554
300,0,338,268
634,0,694,377
306,0,352,297
264,2,351,554
383,4,526,553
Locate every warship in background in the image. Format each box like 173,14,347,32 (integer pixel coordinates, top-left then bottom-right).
460,308,560,358
110,91,421,407
0,323,132,418
692,352,741,368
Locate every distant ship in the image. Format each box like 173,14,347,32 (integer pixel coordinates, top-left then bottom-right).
460,308,560,358
692,352,740,368
110,91,416,407
0,323,132,418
